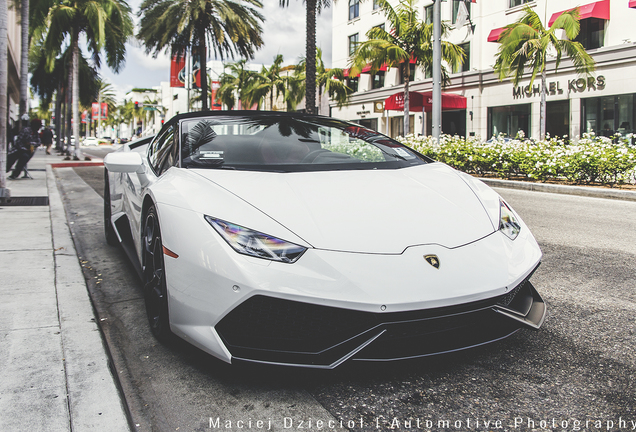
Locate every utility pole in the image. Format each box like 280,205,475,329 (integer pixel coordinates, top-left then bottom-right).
432,0,442,141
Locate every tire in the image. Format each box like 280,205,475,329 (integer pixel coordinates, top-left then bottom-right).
104,169,119,246
142,205,173,342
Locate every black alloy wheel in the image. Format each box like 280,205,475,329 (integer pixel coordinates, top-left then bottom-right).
142,205,173,341
104,169,119,246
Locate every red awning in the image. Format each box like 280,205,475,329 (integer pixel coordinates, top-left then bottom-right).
548,0,610,26
487,27,506,43
630,0,636,8
384,92,467,112
420,91,467,112
384,92,425,112
361,63,388,73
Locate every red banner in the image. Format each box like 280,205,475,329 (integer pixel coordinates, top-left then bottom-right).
170,55,202,88
210,81,221,110
91,103,108,120
170,56,186,88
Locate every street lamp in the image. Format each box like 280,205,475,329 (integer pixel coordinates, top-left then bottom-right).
432,0,442,141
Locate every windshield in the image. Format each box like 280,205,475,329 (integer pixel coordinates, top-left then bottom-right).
180,115,430,172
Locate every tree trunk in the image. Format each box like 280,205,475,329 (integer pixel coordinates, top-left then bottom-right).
199,30,209,111
305,0,317,115
540,69,546,139
54,85,62,150
19,0,28,118
72,33,81,159
66,56,72,155
0,0,8,194
403,64,410,137
270,88,274,111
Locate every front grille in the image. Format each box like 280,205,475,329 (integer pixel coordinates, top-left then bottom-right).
216,285,531,366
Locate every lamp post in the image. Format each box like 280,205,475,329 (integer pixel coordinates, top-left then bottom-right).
432,0,442,141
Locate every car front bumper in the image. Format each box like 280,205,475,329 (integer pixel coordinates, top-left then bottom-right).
158,205,545,368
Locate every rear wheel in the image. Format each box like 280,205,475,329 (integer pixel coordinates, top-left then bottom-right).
142,205,173,342
104,170,119,246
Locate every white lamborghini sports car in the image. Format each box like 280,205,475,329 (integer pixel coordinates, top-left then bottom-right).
103,112,546,369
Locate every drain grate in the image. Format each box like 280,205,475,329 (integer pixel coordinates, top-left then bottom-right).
0,196,50,206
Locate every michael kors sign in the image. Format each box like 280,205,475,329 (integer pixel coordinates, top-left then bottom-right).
513,76,606,99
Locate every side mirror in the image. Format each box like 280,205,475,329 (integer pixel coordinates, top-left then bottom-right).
104,152,144,173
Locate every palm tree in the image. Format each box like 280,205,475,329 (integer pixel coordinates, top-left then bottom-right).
494,6,595,139
30,43,100,147
138,0,264,112
278,0,330,115
95,79,117,137
32,0,133,158
350,0,464,136
216,59,258,110
248,54,287,110
19,0,28,118
1,0,8,194
297,47,351,115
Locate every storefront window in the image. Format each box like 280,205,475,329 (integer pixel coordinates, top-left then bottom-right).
546,100,570,139
354,118,378,131
390,115,414,138
582,94,635,137
488,104,531,139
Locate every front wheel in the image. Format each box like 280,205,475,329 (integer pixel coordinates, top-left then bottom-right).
142,205,173,342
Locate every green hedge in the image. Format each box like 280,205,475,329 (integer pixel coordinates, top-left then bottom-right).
397,133,636,187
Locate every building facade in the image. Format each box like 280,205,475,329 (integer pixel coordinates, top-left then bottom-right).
331,0,636,140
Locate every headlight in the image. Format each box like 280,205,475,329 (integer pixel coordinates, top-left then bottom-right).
205,216,307,263
499,199,521,240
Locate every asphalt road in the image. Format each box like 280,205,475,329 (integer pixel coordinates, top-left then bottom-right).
56,166,636,432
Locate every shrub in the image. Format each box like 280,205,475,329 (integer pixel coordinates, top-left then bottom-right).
397,133,636,187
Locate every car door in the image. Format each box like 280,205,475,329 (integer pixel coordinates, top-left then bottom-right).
129,124,178,257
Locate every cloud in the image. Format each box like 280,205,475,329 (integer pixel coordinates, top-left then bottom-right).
103,0,334,102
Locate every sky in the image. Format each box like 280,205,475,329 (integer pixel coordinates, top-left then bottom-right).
100,0,333,103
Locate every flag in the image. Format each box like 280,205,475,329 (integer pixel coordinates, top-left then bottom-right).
456,1,469,28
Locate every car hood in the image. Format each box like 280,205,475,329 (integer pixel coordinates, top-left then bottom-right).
191,163,496,254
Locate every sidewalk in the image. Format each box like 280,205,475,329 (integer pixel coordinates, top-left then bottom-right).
0,148,130,431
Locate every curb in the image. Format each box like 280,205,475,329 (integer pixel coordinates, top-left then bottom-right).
479,177,636,202
50,161,104,169
46,165,131,432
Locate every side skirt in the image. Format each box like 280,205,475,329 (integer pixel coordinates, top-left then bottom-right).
113,214,143,280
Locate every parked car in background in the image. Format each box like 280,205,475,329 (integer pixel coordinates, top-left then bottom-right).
99,136,114,144
83,137,99,146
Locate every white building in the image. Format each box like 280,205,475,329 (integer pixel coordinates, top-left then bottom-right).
331,0,636,140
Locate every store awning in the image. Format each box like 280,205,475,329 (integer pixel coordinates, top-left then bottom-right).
487,27,506,42
344,63,388,76
361,63,388,73
630,0,636,8
420,91,467,112
384,92,467,112
384,92,425,111
548,0,610,26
